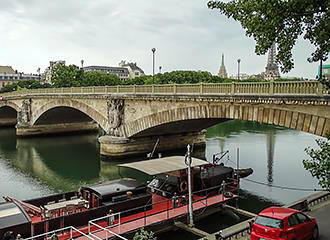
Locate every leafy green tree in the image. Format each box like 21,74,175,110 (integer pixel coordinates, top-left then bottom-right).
303,136,330,189
133,228,157,240
82,71,120,86
0,83,18,93
207,0,329,77
51,64,83,87
0,80,50,93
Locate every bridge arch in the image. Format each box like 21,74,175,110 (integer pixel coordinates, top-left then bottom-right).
124,104,329,138
32,99,108,132
0,102,19,126
0,101,20,112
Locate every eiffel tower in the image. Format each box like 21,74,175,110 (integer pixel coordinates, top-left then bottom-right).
264,43,280,80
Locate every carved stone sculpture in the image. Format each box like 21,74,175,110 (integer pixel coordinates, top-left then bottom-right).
107,99,124,136
17,99,32,127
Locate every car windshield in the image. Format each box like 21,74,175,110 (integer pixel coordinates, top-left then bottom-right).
255,216,283,229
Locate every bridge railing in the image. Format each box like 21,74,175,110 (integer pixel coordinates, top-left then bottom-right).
1,81,327,97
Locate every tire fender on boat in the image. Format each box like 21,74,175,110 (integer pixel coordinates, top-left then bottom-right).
180,180,188,192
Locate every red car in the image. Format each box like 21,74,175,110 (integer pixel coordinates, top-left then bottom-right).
250,206,318,240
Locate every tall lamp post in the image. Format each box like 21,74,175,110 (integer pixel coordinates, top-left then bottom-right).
237,59,241,81
151,48,156,84
320,59,323,81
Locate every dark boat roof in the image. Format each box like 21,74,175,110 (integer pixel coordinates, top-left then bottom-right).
80,178,145,199
0,202,30,229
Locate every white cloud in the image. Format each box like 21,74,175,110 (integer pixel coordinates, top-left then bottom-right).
0,0,320,78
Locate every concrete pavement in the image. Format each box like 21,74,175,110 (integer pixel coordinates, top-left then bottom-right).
309,201,330,240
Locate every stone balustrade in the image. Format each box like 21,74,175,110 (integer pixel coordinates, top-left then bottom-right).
2,81,327,97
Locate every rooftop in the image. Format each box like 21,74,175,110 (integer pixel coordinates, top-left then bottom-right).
0,66,15,74
83,65,129,73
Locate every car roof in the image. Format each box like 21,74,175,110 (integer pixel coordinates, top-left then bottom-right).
259,207,299,220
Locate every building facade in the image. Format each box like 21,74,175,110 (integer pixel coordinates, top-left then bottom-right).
82,66,130,80
83,61,144,81
118,61,145,79
318,64,330,80
0,66,41,88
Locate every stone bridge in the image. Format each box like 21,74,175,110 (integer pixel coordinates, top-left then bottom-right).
0,81,329,157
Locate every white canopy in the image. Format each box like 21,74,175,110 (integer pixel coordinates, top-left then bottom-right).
119,156,209,175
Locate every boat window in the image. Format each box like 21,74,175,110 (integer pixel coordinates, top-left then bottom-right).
255,216,283,229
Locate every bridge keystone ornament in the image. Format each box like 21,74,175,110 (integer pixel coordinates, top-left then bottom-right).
17,99,32,127
107,99,124,136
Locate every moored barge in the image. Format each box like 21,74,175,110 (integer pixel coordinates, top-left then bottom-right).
0,155,253,240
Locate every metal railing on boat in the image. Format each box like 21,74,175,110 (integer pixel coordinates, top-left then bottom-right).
23,226,102,240
23,181,235,240
23,221,128,240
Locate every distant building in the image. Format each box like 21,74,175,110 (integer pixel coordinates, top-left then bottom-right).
83,66,130,80
118,61,145,79
264,43,280,80
230,73,251,80
318,64,330,80
0,66,41,88
83,61,144,81
43,60,66,84
218,53,228,78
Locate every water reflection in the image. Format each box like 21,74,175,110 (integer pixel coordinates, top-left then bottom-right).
207,120,320,205
266,131,275,184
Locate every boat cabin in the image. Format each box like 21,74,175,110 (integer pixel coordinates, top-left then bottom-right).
119,156,240,204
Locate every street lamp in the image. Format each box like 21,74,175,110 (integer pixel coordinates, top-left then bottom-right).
237,59,241,81
151,48,156,83
159,66,162,74
81,59,84,69
319,59,323,81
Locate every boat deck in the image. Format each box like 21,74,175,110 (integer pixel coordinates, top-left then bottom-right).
68,193,236,240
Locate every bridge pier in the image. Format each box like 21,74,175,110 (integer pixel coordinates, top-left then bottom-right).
16,122,99,136
98,131,206,158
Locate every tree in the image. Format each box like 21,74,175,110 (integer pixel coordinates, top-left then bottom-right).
0,80,51,93
51,64,83,87
207,0,329,78
133,228,157,240
82,71,120,86
303,136,330,189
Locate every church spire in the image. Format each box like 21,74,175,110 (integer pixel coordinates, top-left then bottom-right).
218,53,228,78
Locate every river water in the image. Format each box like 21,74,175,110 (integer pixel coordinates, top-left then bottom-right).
0,120,322,237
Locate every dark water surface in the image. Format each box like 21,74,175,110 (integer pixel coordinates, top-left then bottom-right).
0,120,322,237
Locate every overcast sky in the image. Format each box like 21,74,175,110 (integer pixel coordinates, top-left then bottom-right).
0,0,325,79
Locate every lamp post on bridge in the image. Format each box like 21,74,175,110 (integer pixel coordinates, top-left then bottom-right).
152,48,156,84
237,58,241,81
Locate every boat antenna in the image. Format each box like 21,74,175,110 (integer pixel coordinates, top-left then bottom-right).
185,144,194,227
